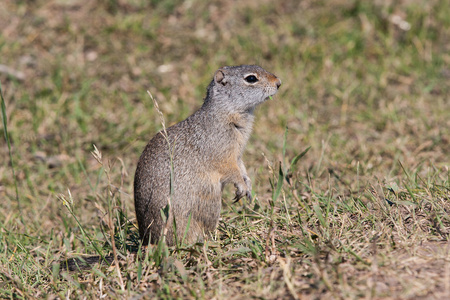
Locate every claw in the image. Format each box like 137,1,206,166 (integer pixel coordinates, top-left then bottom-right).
233,190,252,203
246,190,252,201
233,175,252,204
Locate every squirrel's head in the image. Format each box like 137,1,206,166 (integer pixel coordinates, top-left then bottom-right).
205,65,281,113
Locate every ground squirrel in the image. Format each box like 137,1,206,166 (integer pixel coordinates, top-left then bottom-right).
134,65,281,246
59,65,281,271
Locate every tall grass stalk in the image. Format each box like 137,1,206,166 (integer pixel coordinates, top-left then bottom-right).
0,82,23,226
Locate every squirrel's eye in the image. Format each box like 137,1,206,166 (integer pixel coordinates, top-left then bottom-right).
244,75,258,83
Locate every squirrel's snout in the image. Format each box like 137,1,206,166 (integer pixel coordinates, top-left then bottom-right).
275,78,282,89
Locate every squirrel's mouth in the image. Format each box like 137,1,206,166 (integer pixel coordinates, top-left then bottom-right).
265,93,277,101
265,87,279,100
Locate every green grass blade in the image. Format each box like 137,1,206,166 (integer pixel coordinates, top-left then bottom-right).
290,146,311,168
0,81,22,223
272,164,284,202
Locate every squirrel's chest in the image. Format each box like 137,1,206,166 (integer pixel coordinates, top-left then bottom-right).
227,113,254,147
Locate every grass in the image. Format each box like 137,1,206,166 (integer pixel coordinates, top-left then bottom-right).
0,0,449,298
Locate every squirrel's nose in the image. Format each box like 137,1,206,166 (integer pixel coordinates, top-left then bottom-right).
275,78,282,89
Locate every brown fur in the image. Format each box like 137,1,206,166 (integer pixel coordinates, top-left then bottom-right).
134,65,281,246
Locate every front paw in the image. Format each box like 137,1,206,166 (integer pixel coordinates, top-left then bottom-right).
233,181,252,203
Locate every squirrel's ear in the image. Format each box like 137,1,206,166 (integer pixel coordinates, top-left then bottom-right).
214,69,227,86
